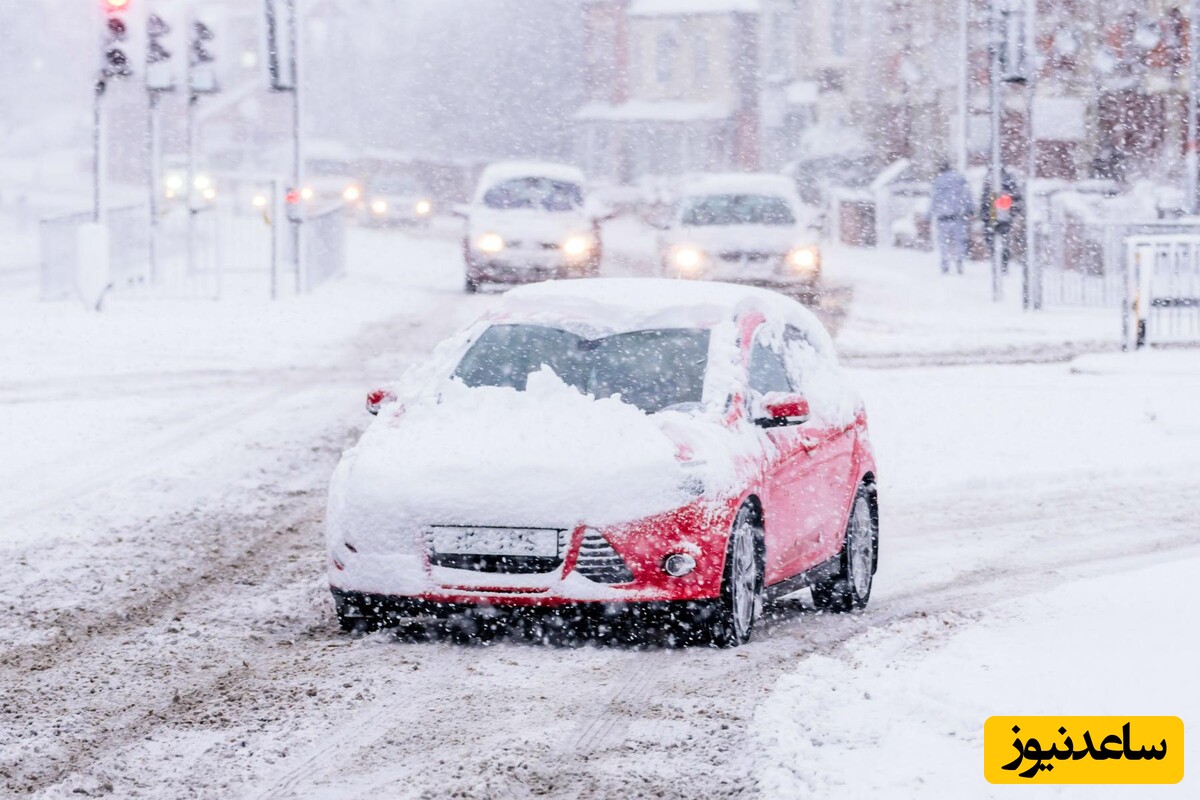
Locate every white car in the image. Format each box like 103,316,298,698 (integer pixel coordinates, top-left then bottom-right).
460,162,606,293
363,177,434,228
662,174,822,288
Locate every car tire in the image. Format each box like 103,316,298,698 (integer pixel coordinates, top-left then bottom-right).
705,504,764,647
464,275,480,294
811,484,877,613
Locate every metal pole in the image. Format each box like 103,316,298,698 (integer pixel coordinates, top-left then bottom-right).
1188,0,1199,214
1023,0,1036,309
288,0,304,294
94,79,107,225
186,8,197,278
148,91,162,284
989,0,1004,302
958,0,969,171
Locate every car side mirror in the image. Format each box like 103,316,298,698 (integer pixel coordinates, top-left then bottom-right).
366,388,396,416
754,392,810,428
450,203,472,219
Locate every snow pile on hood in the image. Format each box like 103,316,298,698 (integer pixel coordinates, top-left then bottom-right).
329,368,721,555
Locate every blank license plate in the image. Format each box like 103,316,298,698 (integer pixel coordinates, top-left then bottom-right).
428,527,560,558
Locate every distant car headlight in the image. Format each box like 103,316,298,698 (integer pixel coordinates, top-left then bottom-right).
371,199,388,215
788,246,820,272
562,235,593,258
343,185,362,203
477,232,506,254
672,246,705,274
415,199,432,216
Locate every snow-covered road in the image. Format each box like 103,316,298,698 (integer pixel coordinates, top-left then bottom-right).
1,229,1196,798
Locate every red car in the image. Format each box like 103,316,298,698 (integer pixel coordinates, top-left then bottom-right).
327,279,877,646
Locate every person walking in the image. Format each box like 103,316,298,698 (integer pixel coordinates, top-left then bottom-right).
929,160,974,275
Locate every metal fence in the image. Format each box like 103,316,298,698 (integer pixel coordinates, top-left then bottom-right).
1125,235,1200,348
38,174,346,303
39,205,149,300
1031,219,1200,310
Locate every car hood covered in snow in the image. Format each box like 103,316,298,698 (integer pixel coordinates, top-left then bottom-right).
466,207,593,244
327,369,747,555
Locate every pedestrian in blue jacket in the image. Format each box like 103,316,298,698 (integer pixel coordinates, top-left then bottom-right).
929,160,974,275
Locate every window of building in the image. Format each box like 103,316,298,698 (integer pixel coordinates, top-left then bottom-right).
656,31,678,84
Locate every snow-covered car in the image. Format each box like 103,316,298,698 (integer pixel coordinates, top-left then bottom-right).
362,177,434,227
326,279,878,646
459,162,606,293
662,174,823,287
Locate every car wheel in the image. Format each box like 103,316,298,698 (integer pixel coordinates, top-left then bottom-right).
812,485,877,612
706,504,764,647
464,275,480,294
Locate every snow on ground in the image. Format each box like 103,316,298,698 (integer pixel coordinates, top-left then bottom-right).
1,221,1196,798
756,348,1200,798
824,244,1121,360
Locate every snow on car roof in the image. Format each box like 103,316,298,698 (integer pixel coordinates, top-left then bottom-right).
475,161,587,195
495,278,835,356
680,172,800,200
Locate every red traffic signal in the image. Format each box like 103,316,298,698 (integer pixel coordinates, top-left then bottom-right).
285,189,301,205
993,194,1014,212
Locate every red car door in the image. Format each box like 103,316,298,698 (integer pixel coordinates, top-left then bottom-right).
747,334,816,584
782,325,859,568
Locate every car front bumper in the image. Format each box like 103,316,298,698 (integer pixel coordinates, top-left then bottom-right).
328,502,735,611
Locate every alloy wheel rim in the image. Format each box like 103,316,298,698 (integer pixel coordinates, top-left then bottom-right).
849,496,874,599
731,520,757,638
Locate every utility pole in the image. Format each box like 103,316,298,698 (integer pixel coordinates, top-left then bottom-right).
988,0,1005,302
958,0,970,171
266,0,304,294
1188,0,1199,215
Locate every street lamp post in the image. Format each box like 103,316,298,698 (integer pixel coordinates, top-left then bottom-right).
1188,0,1199,214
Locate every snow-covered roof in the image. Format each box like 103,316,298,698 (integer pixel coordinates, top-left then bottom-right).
474,161,587,195
629,0,760,16
575,99,735,122
680,172,799,200
495,278,834,355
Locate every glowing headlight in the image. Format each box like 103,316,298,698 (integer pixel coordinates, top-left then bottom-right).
193,174,211,191
300,186,315,201
563,235,592,258
788,247,819,271
371,199,388,215
343,185,362,203
252,194,268,209
477,232,506,254
164,174,184,192
672,246,705,273
414,199,432,216
201,187,217,201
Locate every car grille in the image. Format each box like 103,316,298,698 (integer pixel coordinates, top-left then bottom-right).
573,530,634,584
719,251,777,262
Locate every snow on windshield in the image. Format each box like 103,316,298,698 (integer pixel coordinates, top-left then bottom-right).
482,177,584,212
681,194,796,226
454,324,710,413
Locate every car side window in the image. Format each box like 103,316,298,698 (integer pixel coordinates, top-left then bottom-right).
783,324,816,391
749,338,791,395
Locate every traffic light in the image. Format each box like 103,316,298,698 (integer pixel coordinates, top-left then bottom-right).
992,194,1014,234
191,21,215,66
102,1,132,79
189,19,219,93
145,13,173,91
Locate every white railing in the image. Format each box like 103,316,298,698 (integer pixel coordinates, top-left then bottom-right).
1125,235,1200,349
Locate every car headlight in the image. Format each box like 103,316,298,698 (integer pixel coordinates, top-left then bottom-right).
562,235,593,258
371,199,388,215
343,185,362,203
788,246,820,272
415,199,432,216
671,246,705,275
477,232,505,254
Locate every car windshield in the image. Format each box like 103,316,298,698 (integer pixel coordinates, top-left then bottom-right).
482,177,584,212
681,194,796,226
453,325,710,413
